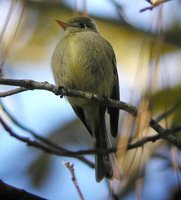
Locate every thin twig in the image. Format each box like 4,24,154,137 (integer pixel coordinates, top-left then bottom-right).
155,102,181,122
128,126,181,150
140,0,172,12
109,0,127,23
0,100,95,168
145,0,152,5
1,78,181,149
0,87,27,97
63,161,85,200
1,111,181,157
0,115,96,157
0,0,25,71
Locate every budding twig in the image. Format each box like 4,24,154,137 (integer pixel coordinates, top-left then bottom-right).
63,161,85,200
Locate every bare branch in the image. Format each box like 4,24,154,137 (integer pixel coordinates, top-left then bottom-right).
109,0,127,23
0,87,27,97
1,110,181,157
0,100,95,168
0,78,137,116
145,0,153,5
0,115,96,159
128,126,181,150
63,161,85,200
0,78,181,150
0,79,59,94
140,0,172,12
155,102,181,122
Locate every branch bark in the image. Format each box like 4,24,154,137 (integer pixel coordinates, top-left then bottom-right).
0,100,95,168
0,104,181,159
140,0,172,12
63,161,85,200
1,78,181,153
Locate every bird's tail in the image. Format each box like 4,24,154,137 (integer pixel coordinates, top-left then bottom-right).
82,104,120,182
94,108,114,182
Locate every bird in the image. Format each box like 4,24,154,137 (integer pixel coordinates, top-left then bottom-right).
51,16,120,182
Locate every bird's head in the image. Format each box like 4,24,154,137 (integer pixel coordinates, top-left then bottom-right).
55,16,99,33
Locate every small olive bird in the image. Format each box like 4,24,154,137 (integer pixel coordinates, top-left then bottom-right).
51,17,120,182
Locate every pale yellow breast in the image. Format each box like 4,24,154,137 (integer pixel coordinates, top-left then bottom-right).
52,30,115,101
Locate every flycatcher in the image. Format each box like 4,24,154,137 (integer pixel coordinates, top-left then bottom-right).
51,16,120,182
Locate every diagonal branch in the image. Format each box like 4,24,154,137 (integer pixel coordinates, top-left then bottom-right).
140,0,172,12
155,102,181,122
0,87,27,97
0,100,94,168
63,161,85,200
128,126,181,150
0,115,96,163
1,78,181,150
1,109,181,157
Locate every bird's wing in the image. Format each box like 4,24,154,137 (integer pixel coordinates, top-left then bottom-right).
72,105,92,136
107,47,120,137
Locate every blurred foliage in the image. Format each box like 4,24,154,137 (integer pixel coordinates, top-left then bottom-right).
1,0,181,199
11,1,73,60
165,22,181,47
28,154,52,187
48,118,92,147
10,0,180,64
27,118,94,187
151,85,181,126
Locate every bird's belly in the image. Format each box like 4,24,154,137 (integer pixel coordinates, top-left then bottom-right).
52,32,114,106
56,58,111,106
66,63,112,94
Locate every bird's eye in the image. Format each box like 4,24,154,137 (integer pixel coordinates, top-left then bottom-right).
79,23,86,29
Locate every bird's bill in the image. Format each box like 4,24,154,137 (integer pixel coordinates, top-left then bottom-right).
55,19,68,30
